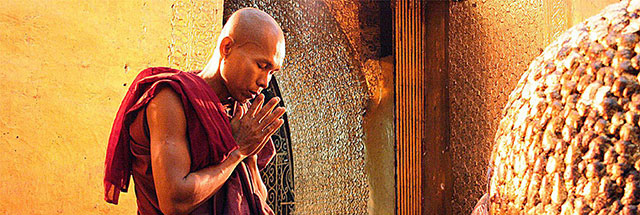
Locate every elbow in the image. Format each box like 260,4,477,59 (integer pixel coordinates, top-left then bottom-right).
156,177,198,215
159,202,191,215
158,194,194,215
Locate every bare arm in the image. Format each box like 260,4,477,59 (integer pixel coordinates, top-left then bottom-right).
148,87,244,215
245,155,269,201
147,87,284,215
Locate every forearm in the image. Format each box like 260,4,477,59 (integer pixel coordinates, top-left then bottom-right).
246,155,269,201
163,150,245,214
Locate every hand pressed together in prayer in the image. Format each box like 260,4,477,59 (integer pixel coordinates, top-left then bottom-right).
230,94,285,158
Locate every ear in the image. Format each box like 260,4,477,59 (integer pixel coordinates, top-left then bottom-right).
219,36,234,59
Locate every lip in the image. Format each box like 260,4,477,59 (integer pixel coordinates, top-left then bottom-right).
248,90,258,98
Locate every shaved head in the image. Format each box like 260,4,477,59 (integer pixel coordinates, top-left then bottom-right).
201,8,286,103
222,8,285,58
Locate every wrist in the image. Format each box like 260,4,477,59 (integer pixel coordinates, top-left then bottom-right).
245,155,259,171
245,154,258,163
230,149,247,161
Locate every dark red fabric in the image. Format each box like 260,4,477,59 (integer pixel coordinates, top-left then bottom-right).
104,67,275,214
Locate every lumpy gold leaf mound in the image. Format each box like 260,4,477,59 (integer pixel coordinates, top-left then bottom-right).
490,0,640,214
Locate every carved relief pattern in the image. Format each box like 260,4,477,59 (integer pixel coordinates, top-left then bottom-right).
169,0,222,72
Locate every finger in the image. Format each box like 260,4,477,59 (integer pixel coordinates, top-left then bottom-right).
248,94,265,118
240,102,248,117
232,101,244,120
264,119,284,137
259,107,285,130
252,123,279,156
251,135,271,156
255,97,280,122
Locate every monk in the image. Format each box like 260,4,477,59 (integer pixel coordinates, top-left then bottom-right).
104,8,286,215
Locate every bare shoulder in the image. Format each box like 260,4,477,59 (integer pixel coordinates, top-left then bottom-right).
146,85,187,139
148,85,183,112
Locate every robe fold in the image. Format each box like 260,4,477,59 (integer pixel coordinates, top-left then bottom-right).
103,67,275,215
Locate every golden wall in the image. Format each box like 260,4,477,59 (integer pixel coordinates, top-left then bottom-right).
0,0,222,214
225,1,374,214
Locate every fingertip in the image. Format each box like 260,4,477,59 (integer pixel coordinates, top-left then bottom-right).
251,95,264,107
270,97,280,104
275,119,285,131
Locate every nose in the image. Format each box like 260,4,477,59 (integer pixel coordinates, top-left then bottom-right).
256,72,270,90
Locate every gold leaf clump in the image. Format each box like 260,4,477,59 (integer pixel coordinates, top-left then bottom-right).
490,1,640,214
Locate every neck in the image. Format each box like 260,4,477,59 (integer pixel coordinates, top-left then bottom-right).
198,59,233,106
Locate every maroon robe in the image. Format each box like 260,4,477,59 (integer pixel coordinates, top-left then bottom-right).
104,67,275,215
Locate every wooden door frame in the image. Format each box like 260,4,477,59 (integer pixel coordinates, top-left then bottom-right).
395,1,452,214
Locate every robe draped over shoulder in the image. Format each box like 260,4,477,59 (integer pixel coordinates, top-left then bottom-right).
104,67,275,215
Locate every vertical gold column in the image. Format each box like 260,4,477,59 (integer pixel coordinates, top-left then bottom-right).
396,1,451,214
423,1,452,214
395,1,424,214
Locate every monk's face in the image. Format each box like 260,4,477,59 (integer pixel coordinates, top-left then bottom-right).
220,35,284,103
